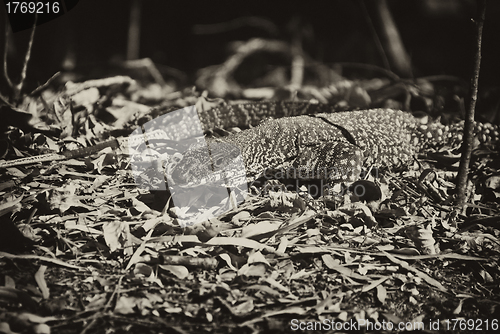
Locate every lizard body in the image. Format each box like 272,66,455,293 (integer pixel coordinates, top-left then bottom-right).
147,101,343,140
2,101,497,176
0,101,340,169
169,108,498,186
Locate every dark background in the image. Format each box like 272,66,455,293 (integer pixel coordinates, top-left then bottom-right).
1,0,499,93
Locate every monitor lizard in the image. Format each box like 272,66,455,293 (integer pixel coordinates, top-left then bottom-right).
1,102,497,185
0,101,342,168
169,108,498,187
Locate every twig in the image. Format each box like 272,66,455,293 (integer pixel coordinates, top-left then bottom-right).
359,0,391,72
332,62,400,82
126,0,141,60
363,0,413,77
0,251,83,270
29,71,61,96
289,17,304,89
0,91,15,108
456,0,487,207
2,15,37,101
3,20,14,89
13,15,37,100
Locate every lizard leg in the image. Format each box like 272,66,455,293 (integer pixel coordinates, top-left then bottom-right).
295,141,364,184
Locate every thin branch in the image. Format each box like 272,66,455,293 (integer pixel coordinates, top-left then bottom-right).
359,0,391,72
332,62,400,82
456,0,487,207
13,15,37,100
3,19,13,89
0,91,15,108
290,17,304,89
363,0,413,77
126,0,141,60
29,71,61,96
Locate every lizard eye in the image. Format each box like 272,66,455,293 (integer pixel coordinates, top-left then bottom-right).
214,157,225,167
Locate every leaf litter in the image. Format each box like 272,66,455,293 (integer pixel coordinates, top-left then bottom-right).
0,76,498,334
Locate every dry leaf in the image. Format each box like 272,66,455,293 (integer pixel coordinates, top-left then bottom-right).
103,221,132,253
114,296,136,315
376,284,387,304
159,265,189,279
34,265,50,299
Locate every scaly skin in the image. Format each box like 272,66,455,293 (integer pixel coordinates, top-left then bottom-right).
147,101,344,140
169,108,498,186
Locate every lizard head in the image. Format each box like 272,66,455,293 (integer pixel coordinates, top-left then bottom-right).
169,141,246,187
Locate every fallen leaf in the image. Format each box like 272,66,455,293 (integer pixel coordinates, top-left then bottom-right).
238,263,267,277
34,265,50,299
362,276,389,293
159,265,189,279
114,296,136,315
102,221,132,253
376,284,387,304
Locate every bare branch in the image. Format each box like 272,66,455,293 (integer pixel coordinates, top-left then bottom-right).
13,15,37,100
3,19,13,90
456,0,487,207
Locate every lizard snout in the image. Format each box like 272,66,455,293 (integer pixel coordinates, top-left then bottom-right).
169,166,188,185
